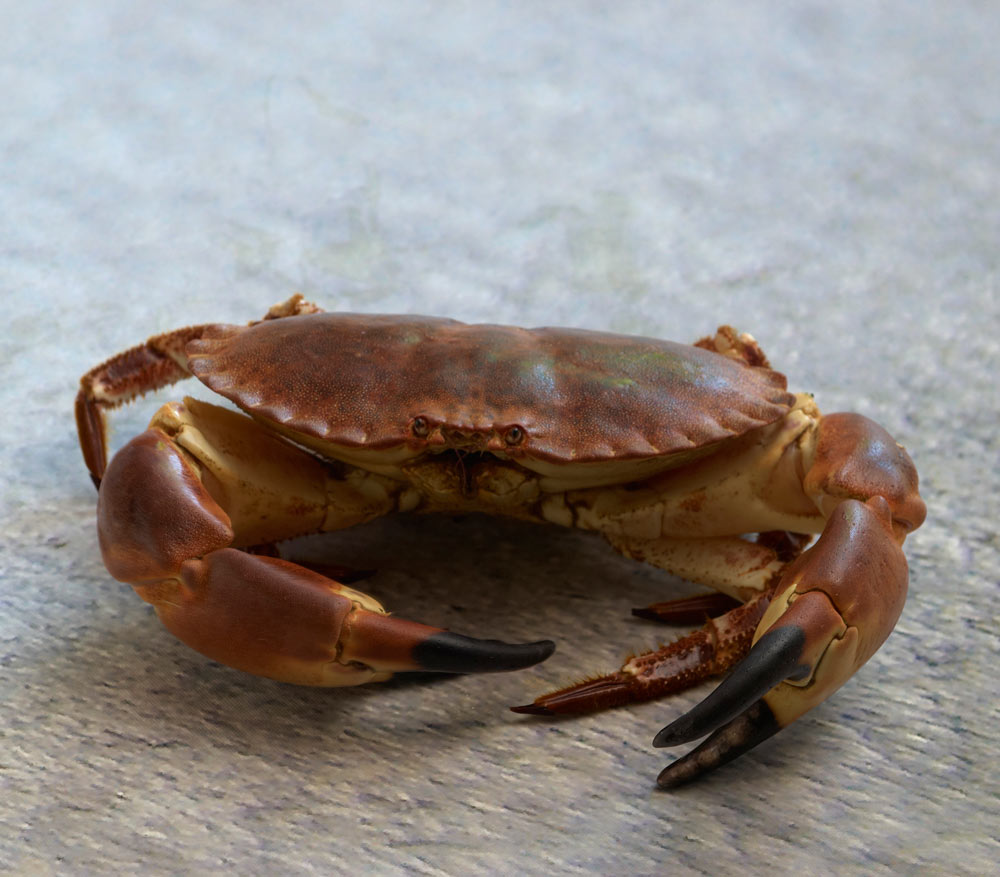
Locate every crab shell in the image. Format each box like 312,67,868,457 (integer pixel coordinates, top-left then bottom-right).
185,313,796,486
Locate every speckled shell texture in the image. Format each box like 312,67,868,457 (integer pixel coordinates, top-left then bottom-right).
185,313,795,464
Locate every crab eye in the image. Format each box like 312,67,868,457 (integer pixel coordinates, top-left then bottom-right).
411,417,429,438
504,425,525,446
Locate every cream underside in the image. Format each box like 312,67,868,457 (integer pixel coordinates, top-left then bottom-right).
150,393,826,603
259,416,722,493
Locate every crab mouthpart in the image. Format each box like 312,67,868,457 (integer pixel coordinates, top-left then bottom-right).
441,427,492,451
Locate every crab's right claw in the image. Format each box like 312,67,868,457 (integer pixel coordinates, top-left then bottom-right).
654,496,911,788
98,427,554,687
153,549,555,685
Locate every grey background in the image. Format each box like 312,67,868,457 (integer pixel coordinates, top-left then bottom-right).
3,2,998,874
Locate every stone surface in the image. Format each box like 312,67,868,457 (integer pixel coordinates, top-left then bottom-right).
2,2,998,874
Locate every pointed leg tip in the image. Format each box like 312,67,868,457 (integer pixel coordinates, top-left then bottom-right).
630,607,662,622
509,670,641,716
509,703,556,715
632,593,743,625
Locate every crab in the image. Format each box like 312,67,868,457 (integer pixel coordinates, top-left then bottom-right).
75,295,925,788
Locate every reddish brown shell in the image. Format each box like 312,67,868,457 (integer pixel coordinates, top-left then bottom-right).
185,313,795,465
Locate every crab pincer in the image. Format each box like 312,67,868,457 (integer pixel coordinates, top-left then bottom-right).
95,425,553,684
653,495,913,786
513,412,924,788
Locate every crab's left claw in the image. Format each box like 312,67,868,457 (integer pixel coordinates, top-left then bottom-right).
654,495,912,788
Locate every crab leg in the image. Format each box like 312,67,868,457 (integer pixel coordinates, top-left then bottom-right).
75,295,322,485
76,324,211,485
631,591,741,625
654,413,925,787
512,590,772,714
511,528,796,715
95,399,553,685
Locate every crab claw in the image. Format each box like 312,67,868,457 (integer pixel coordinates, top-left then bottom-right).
340,603,555,677
161,549,554,685
654,496,910,787
97,426,553,686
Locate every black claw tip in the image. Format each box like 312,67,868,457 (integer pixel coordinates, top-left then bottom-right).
657,699,781,789
653,624,808,748
412,633,555,674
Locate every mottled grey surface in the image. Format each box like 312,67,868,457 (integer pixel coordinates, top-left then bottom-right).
2,2,998,874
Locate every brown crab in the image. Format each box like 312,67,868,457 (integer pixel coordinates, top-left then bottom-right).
76,296,925,787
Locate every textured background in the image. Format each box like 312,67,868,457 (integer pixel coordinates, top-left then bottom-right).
2,2,998,874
